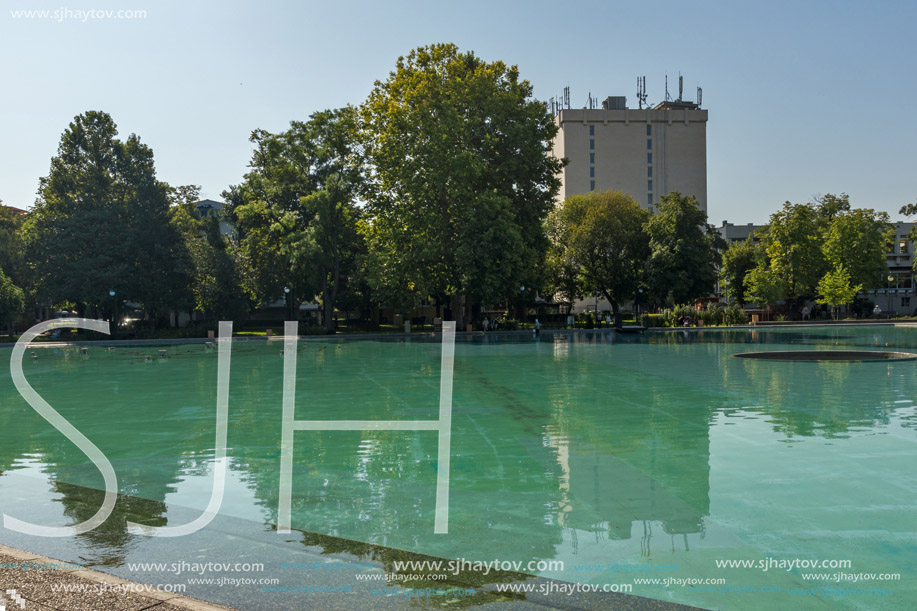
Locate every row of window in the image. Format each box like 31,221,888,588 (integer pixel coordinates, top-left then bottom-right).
585,124,655,199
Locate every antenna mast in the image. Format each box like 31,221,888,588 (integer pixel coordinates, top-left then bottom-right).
636,76,647,109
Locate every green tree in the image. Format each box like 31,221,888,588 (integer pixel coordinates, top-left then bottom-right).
169,186,251,322
719,236,761,306
744,266,785,311
25,111,188,326
822,208,892,291
646,192,720,305
813,192,851,221
817,266,862,320
360,43,563,326
224,107,363,331
0,202,27,288
0,267,25,330
760,201,827,302
547,191,650,315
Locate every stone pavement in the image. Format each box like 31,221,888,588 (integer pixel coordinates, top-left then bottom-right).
0,544,237,611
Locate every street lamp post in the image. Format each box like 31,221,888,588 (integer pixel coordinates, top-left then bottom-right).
109,290,117,338
284,286,292,321
888,274,895,312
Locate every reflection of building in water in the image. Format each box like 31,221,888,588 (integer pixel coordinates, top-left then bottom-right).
549,398,711,551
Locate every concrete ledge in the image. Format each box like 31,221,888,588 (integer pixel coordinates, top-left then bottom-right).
0,543,237,611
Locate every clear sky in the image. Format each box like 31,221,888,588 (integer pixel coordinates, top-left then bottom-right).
1,0,915,224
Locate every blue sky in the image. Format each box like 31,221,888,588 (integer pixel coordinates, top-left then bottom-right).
1,0,915,223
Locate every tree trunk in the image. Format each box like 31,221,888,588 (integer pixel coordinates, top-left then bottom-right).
450,294,465,329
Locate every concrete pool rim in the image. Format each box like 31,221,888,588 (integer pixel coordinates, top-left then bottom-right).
732,349,917,362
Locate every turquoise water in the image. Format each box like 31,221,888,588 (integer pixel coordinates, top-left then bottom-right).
1,326,916,610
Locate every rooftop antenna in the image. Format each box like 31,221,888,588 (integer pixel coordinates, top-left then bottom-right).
678,74,683,102
636,76,648,109
587,91,592,109
696,86,702,107
665,75,671,102
564,86,570,109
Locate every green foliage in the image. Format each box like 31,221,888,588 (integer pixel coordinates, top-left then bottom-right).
25,111,188,323
756,194,888,307
761,201,827,300
224,107,364,330
640,313,666,328
0,267,25,326
816,266,862,316
723,303,748,325
0,203,26,289
547,191,649,314
850,296,875,318
744,266,785,309
658,304,696,327
699,303,724,326
646,192,720,305
360,43,562,314
169,186,251,322
821,208,891,291
719,237,760,305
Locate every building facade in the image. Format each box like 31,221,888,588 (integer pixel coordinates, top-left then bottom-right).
873,222,914,314
551,97,708,211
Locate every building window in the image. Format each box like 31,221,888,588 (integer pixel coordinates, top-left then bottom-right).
646,124,652,136
647,194,653,207
903,296,911,308
900,240,909,254
647,153,652,164
590,167,595,178
589,125,594,136
647,167,652,177
590,139,595,150
648,180,653,191
646,139,652,150
590,181,596,191
590,153,595,164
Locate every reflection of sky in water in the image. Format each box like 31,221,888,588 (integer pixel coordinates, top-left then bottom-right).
0,326,915,610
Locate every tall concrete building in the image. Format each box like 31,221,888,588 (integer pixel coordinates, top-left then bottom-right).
551,91,708,212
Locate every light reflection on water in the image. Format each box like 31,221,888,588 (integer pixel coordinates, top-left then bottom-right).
0,326,915,610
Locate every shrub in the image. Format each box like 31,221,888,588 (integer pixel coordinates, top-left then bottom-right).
699,303,724,326
498,318,520,331
723,304,748,326
641,313,666,327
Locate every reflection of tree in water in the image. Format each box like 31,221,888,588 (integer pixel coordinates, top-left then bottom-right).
53,480,167,567
0,344,230,565
729,357,910,438
233,340,565,567
543,339,714,557
293,528,527,608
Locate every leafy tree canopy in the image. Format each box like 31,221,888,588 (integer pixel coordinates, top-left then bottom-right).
646,192,720,305
719,235,761,306
360,43,563,316
547,191,650,314
25,111,188,323
224,107,363,329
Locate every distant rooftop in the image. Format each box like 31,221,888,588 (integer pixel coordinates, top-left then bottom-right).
0,204,27,215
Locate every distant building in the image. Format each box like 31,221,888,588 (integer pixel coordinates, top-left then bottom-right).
716,220,765,246
0,204,27,216
195,199,233,235
550,85,708,212
872,222,914,314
